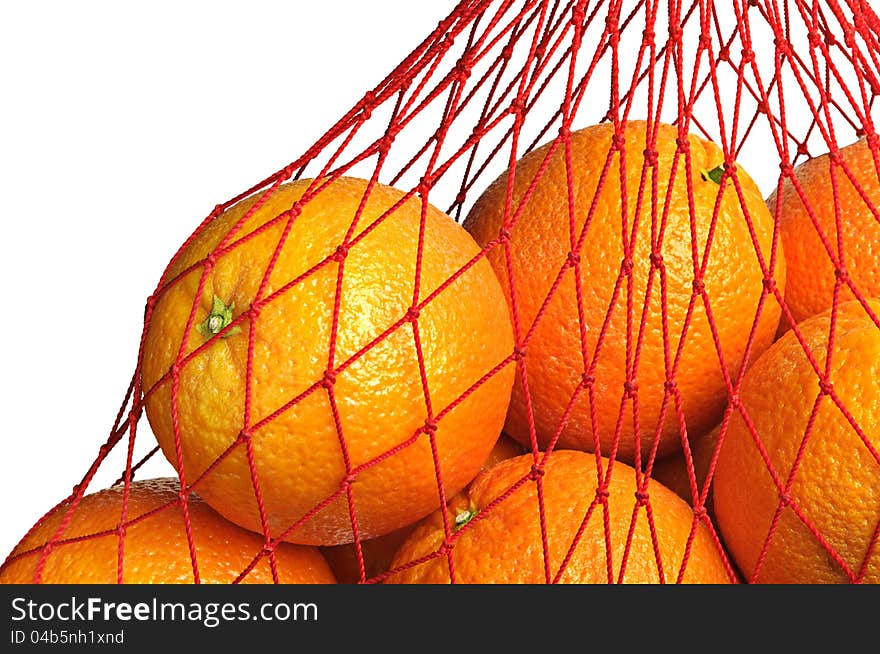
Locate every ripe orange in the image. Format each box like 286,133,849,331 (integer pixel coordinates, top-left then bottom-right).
0,478,335,584
770,136,880,330
322,433,525,583
713,299,880,583
464,120,784,464
386,449,732,583
141,176,515,546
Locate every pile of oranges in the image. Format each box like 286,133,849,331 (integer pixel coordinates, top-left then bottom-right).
2,119,879,584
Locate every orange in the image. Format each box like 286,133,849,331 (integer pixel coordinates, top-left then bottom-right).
0,478,335,584
464,120,784,464
141,176,515,546
322,433,525,583
713,299,880,583
386,449,733,583
770,136,880,330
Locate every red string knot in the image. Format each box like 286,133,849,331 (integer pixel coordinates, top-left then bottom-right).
642,28,655,44
343,473,357,487
664,379,677,393
211,203,225,218
740,48,755,63
634,490,650,506
509,98,526,116
692,277,706,294
825,33,839,48
455,190,467,206
675,137,690,153
203,251,218,271
834,267,849,283
333,244,349,263
807,31,821,47
360,91,376,119
581,373,596,388
779,161,794,176
668,25,683,41
572,4,586,25
558,125,572,139
249,302,262,321
620,258,634,275
828,149,843,166
723,160,737,175
261,544,275,557
611,132,626,151
774,38,791,57
728,393,741,409
498,227,512,244
534,44,547,60
762,277,777,293
405,306,420,323
865,132,880,151
237,429,253,444
623,380,639,397
566,251,581,268
718,46,730,62
423,419,438,435
419,175,434,196
649,252,664,268
321,369,337,389
796,141,810,156
643,147,659,166
698,34,712,50
513,346,526,362
693,505,708,520
757,100,770,114
501,44,515,61
818,379,834,396
595,487,610,501
530,464,545,479
778,491,792,507
453,59,471,82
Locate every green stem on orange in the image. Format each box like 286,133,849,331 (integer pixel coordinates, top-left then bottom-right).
700,164,725,185
198,295,241,339
453,508,476,532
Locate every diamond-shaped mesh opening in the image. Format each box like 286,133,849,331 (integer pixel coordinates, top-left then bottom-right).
3,0,880,585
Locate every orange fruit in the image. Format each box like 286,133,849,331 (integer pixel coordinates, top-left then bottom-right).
713,299,880,583
770,136,880,330
141,176,515,546
0,478,335,584
322,433,526,583
464,120,784,464
387,449,733,583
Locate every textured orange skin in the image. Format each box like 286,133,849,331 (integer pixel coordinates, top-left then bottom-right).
770,137,880,330
0,478,335,584
464,120,785,464
387,450,732,584
322,434,525,583
141,177,515,546
714,300,880,583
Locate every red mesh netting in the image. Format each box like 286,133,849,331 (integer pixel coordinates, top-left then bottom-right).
4,0,880,584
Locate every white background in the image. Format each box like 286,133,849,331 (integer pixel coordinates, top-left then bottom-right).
0,1,868,562
0,0,461,560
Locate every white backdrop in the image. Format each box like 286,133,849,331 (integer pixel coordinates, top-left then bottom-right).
0,0,860,563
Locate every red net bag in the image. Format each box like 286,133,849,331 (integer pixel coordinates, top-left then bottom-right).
3,0,880,585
